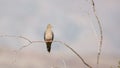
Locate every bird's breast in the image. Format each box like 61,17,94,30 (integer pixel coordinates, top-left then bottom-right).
45,30,53,40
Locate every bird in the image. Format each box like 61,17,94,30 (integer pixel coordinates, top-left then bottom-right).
44,24,54,53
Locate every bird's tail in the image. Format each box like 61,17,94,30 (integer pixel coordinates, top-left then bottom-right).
46,42,52,53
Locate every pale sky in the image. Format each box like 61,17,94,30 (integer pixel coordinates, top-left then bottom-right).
0,0,120,68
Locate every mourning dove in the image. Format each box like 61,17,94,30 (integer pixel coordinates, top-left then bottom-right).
44,24,54,53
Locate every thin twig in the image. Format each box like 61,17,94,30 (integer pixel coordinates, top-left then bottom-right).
54,41,92,68
0,35,32,43
62,59,67,68
12,42,33,64
90,0,103,65
0,35,33,64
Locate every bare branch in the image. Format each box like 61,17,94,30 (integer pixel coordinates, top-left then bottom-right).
54,41,92,68
0,35,32,43
0,35,92,68
0,35,33,64
89,0,103,65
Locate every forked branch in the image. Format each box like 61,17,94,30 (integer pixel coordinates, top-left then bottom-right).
0,35,92,68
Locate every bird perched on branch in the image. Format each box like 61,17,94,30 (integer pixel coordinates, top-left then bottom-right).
44,24,54,53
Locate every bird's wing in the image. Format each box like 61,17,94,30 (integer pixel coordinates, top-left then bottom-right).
52,31,54,40
44,31,46,41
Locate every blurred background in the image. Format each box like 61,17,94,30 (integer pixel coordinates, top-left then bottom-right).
0,0,120,68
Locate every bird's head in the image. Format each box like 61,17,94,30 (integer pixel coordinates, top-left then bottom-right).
47,24,52,29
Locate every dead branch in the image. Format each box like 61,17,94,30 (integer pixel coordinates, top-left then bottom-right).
0,35,92,68
0,35,32,43
89,0,103,65
54,41,92,68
